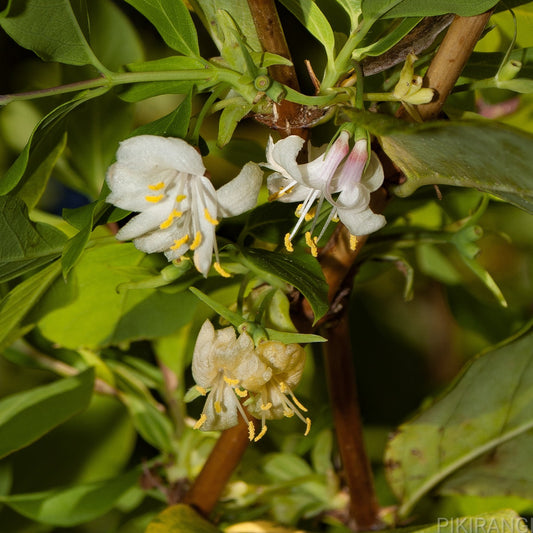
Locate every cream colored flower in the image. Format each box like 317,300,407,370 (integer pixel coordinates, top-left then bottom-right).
106,135,262,277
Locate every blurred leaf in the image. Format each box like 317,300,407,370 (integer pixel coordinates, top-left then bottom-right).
0,88,108,196
0,468,139,526
0,260,61,351
243,249,329,323
133,91,192,138
385,326,533,516
124,0,199,57
0,0,104,68
311,429,334,475
146,503,222,533
0,368,94,460
0,196,67,282
38,243,198,348
121,393,174,452
279,0,335,63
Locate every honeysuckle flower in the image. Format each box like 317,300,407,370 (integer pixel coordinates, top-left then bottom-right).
393,53,434,105
192,320,272,439
246,341,310,441
265,131,385,256
106,135,262,277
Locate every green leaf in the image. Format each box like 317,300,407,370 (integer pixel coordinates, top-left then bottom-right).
0,468,139,526
265,329,326,344
0,196,67,283
0,260,62,351
217,102,253,147
38,243,198,348
146,503,222,533
243,249,329,323
334,0,362,31
0,88,108,196
0,368,94,459
279,0,335,63
385,326,533,516
189,286,245,329
133,91,193,138
124,0,199,57
354,112,533,213
0,0,105,69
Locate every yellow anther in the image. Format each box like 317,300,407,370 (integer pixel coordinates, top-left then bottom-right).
261,402,273,411
284,409,295,418
195,385,207,396
223,376,239,386
304,207,316,222
204,208,219,226
248,421,256,441
254,425,268,442
305,231,318,257
160,209,182,229
214,262,231,278
304,417,312,436
176,194,187,202
193,413,207,429
235,388,248,398
279,382,287,393
295,204,304,217
170,234,189,250
268,186,294,202
145,194,163,203
350,234,358,251
148,182,165,190
291,395,308,412
214,401,222,414
284,233,294,253
332,215,339,222
190,231,202,250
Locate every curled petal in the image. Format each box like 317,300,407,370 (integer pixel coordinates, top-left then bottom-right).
192,320,217,388
267,174,313,203
217,162,263,217
362,152,385,193
338,207,386,236
201,384,240,431
264,136,305,181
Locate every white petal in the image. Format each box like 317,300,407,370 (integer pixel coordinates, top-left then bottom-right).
266,174,311,203
338,207,386,235
116,205,171,241
106,163,156,212
193,228,215,277
192,320,217,387
132,226,176,253
201,385,239,431
265,136,304,181
362,152,385,193
217,162,263,217
116,135,206,177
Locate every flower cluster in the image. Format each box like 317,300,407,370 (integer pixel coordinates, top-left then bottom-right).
106,135,262,277
264,131,386,256
192,320,310,441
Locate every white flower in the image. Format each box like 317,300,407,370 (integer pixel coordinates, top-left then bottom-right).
246,341,310,441
106,135,262,277
265,131,385,256
192,320,272,439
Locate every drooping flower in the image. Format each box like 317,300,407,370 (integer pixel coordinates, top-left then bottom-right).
106,135,262,277
246,340,310,441
192,320,272,439
265,131,385,256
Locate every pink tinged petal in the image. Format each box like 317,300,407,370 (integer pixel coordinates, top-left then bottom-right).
115,203,173,241
266,174,312,203
362,151,385,193
217,162,263,217
115,135,206,177
334,138,368,192
265,135,305,181
192,320,218,387
338,207,386,236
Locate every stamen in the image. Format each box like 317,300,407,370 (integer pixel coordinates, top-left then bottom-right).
145,194,163,203
289,393,308,412
304,417,312,436
190,231,202,250
214,401,222,414
160,210,183,229
248,421,255,441
295,204,304,218
235,388,248,398
204,208,219,226
214,262,231,278
350,234,358,251
195,385,207,395
223,376,239,386
254,425,268,442
284,409,295,418
176,194,187,202
284,233,294,252
268,184,295,202
305,231,318,257
148,182,165,190
170,235,189,250
261,402,273,411
332,215,340,222
193,413,207,429
304,207,316,222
